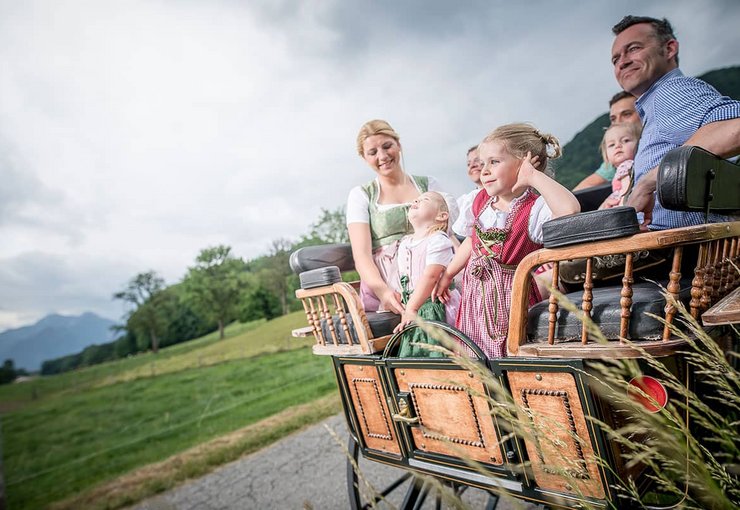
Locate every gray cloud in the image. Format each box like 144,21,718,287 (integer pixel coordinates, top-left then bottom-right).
0,0,738,331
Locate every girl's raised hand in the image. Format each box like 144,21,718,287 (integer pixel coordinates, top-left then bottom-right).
513,152,541,195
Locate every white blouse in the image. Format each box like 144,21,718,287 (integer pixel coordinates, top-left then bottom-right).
398,232,455,267
452,188,481,237
345,176,458,226
454,194,553,244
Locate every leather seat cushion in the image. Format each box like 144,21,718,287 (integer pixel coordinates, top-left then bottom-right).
290,243,355,274
542,207,639,248
527,279,693,342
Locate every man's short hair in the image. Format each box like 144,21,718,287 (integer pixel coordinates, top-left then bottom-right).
467,145,478,156
609,91,633,107
612,15,679,65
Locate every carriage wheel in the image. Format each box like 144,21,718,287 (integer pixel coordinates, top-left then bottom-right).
346,434,500,509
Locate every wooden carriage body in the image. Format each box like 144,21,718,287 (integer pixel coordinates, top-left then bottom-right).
290,146,739,509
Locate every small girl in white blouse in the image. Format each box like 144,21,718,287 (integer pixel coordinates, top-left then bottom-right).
392,191,461,357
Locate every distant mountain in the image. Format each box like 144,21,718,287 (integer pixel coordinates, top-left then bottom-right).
554,65,740,189
0,313,116,371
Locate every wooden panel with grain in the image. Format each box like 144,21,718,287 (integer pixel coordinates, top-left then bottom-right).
343,363,401,455
507,371,605,499
394,368,504,465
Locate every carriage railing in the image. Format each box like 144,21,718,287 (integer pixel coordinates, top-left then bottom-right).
507,221,740,356
295,281,387,354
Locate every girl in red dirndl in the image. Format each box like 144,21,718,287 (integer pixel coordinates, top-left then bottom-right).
435,124,580,358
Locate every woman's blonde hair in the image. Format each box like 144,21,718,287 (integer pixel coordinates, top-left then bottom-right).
481,123,562,171
420,191,450,235
600,122,643,163
356,119,400,156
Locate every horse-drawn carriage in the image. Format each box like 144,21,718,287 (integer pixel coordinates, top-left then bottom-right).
289,146,740,509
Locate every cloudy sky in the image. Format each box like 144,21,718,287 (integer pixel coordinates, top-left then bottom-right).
1,0,739,332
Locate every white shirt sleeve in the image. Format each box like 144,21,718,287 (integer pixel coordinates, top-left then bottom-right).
453,189,479,237
528,196,553,244
425,233,455,267
346,186,370,224
453,191,480,237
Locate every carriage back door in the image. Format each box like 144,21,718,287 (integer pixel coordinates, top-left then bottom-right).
498,358,614,504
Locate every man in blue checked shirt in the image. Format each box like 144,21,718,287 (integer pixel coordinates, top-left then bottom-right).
611,15,740,231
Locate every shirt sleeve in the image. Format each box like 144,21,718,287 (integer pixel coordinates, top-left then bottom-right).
655,77,740,145
594,161,616,180
345,186,370,224
452,190,475,237
425,233,455,267
528,196,553,244
452,193,477,237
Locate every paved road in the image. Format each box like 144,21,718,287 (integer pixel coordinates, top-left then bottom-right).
134,414,539,510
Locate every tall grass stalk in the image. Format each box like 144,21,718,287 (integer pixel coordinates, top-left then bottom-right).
345,287,738,509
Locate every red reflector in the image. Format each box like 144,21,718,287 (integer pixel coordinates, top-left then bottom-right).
628,376,668,413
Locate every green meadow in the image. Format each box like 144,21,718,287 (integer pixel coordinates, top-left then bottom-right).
0,312,339,509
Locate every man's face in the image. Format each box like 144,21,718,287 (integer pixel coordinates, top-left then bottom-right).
609,97,639,126
611,23,677,97
466,149,482,186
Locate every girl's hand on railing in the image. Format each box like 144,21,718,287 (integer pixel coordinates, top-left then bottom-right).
393,309,417,333
432,271,453,304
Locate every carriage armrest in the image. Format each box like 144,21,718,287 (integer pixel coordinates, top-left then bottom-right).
658,145,740,213
542,207,639,248
289,243,355,274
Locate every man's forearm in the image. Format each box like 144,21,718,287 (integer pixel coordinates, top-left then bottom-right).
685,118,740,158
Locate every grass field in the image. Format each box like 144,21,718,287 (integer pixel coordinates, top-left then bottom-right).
0,312,338,509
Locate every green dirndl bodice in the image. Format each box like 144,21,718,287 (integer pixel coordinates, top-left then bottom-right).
363,175,429,250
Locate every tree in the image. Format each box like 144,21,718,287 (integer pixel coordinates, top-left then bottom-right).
257,238,295,315
113,271,167,353
182,245,249,339
308,207,349,244
239,285,281,322
0,359,17,384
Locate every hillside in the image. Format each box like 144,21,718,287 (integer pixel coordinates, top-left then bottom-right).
0,312,116,371
554,65,740,189
0,312,338,510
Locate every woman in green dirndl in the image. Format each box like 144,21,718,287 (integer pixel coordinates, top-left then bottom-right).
346,120,456,316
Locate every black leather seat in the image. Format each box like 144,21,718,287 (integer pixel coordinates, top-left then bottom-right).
527,278,692,342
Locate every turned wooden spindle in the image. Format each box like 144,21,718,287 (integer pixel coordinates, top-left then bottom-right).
727,238,738,291
663,247,683,341
581,257,594,345
711,241,722,303
718,239,730,298
307,297,327,345
302,298,322,344
701,241,716,312
332,293,354,346
320,295,339,345
548,262,560,345
619,253,634,342
727,237,740,292
690,244,707,318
